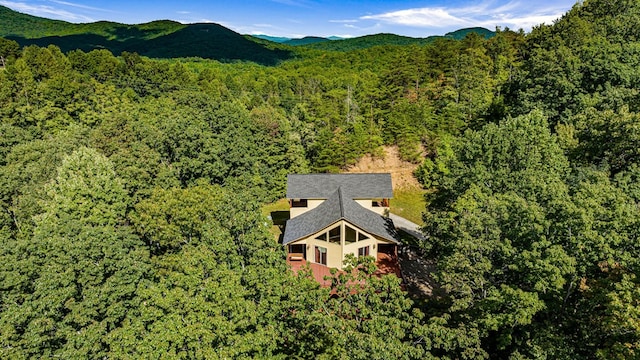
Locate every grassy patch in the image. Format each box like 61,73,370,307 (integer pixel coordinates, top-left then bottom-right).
261,198,290,216
390,186,427,225
262,198,290,241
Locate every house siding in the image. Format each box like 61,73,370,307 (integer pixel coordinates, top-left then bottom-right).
290,199,325,218
292,198,388,218
286,220,396,269
354,199,388,216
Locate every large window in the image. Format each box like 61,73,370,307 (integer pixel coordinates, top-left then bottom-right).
345,225,357,244
328,226,341,244
358,232,369,241
314,223,371,246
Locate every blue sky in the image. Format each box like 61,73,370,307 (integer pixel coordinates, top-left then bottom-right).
1,0,578,38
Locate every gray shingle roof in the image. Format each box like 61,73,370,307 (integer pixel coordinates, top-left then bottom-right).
286,173,393,199
283,187,399,245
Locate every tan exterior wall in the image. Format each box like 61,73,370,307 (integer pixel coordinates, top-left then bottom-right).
287,220,396,269
343,235,379,260
289,199,325,218
291,198,389,218
354,199,389,216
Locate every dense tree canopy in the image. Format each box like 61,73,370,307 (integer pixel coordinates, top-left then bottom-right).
1,0,640,357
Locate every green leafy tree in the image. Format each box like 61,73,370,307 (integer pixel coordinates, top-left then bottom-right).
0,125,89,238
0,37,20,65
418,111,577,356
0,147,150,358
566,106,640,174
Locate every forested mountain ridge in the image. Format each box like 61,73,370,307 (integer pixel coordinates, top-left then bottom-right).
0,5,493,59
272,28,495,51
0,5,185,39
257,27,494,49
0,5,291,64
1,0,639,358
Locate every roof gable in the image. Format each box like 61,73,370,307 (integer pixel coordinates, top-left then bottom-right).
283,187,398,245
286,173,393,199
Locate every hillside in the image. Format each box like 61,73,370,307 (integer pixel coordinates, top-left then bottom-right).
444,27,495,40
1,0,640,358
0,5,291,64
304,28,494,51
1,5,494,60
346,146,421,189
283,36,331,46
0,6,185,39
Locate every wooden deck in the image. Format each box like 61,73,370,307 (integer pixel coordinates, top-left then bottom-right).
374,252,402,278
287,252,401,287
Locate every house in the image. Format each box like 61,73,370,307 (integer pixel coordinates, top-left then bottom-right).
282,174,400,278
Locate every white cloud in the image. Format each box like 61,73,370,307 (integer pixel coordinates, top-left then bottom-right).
48,0,113,12
0,0,95,22
360,0,573,31
362,7,468,28
480,12,564,29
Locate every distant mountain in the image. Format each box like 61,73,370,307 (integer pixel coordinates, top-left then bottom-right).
444,27,496,40
251,35,346,45
302,28,495,51
303,33,433,51
0,5,495,60
0,6,185,40
252,34,291,43
0,5,291,65
284,36,331,46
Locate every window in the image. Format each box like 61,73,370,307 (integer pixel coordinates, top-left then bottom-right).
358,232,369,241
372,199,389,207
288,244,305,254
315,246,327,265
288,244,305,261
316,225,340,243
328,226,341,244
291,199,308,207
345,225,357,244
358,246,370,257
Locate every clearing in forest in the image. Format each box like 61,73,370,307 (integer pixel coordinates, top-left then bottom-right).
345,146,426,225
344,145,422,189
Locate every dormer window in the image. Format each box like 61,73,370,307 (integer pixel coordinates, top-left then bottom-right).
291,199,308,207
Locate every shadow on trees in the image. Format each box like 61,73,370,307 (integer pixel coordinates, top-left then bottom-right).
8,23,293,66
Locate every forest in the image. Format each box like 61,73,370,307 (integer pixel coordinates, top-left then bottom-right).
0,0,639,358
